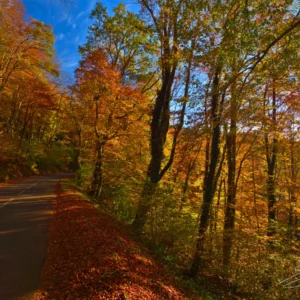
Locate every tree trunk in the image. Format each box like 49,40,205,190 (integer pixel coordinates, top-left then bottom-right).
132,2,192,234
74,129,82,183
132,68,174,233
251,152,260,233
18,103,30,150
266,84,277,237
288,122,296,237
223,85,237,270
26,114,35,155
91,140,105,200
214,178,224,230
179,160,195,212
190,67,221,277
132,178,157,232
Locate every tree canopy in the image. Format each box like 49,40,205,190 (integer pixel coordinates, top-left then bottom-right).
1,0,300,298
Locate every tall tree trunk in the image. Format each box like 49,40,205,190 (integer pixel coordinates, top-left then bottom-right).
132,1,192,234
288,121,296,237
132,68,174,232
223,84,237,270
189,67,222,277
251,152,260,233
133,39,193,233
265,83,277,237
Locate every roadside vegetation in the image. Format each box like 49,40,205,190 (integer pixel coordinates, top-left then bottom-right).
1,1,299,299
0,0,74,181
38,180,200,299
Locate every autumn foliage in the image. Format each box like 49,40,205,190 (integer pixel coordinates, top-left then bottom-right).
0,0,73,180
1,0,300,299
38,182,199,299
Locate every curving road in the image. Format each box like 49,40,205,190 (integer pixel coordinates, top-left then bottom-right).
0,174,72,300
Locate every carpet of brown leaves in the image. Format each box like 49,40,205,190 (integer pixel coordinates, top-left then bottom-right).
37,182,201,300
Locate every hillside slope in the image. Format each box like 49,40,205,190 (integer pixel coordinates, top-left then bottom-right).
37,182,200,300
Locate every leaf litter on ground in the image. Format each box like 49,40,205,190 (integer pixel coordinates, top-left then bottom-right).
37,182,201,300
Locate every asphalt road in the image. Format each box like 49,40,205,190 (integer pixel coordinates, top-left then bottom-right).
0,174,72,300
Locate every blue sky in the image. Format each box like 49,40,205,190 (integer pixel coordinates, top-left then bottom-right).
23,0,139,77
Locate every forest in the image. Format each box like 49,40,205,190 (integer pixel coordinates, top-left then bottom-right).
0,0,299,299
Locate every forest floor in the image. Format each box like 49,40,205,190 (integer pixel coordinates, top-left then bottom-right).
36,181,201,299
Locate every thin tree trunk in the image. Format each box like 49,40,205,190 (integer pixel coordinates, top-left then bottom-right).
18,103,30,150
214,178,224,230
251,152,260,233
288,123,296,237
74,129,82,183
223,84,237,270
266,83,277,237
179,162,194,212
26,114,35,155
91,140,105,200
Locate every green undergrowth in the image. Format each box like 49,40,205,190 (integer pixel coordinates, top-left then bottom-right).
143,243,243,300
61,179,300,300
60,179,227,300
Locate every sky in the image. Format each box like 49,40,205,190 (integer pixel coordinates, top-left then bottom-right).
22,0,139,77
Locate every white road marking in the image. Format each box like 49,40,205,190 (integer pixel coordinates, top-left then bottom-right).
0,178,44,209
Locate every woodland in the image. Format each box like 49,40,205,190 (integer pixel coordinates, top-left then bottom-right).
0,0,300,299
